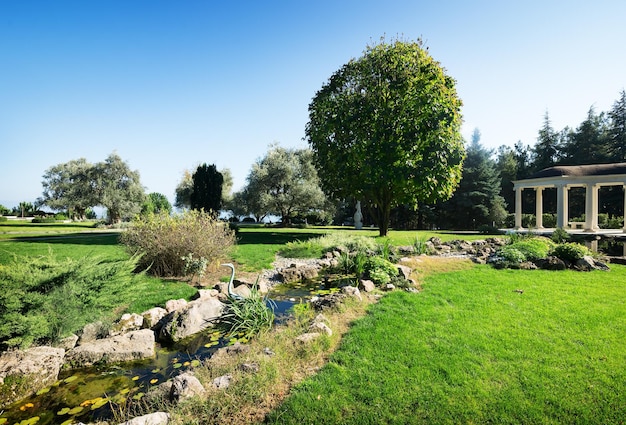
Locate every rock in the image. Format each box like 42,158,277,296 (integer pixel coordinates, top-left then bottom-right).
396,264,412,279
239,362,260,373
211,374,232,389
0,346,65,403
341,285,362,301
396,246,415,255
535,256,567,270
142,307,168,329
110,313,144,336
193,289,219,300
313,313,329,324
263,347,275,356
279,265,320,283
309,322,332,336
79,321,108,344
65,329,155,368
385,284,396,291
576,255,610,271
159,298,224,343
165,299,188,313
169,372,206,402
311,293,347,310
55,334,79,351
119,412,170,425
359,279,376,292
295,332,322,345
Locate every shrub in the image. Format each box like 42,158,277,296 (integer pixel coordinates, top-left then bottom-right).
0,253,141,349
511,237,555,261
120,210,235,277
365,256,398,285
218,284,274,341
54,213,68,221
551,227,570,243
31,216,56,223
551,242,591,262
0,216,6,222
496,245,526,264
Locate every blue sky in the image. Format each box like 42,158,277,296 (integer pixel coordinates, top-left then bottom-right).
1,0,625,209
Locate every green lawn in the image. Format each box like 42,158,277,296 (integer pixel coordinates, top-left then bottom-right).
268,263,626,424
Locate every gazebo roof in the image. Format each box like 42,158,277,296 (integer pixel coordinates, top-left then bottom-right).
528,162,626,179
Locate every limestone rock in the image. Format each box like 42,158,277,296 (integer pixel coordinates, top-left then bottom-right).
396,264,412,280
232,283,252,299
119,412,170,425
165,299,188,313
535,256,567,270
211,374,232,389
79,321,108,344
576,255,610,271
170,372,206,402
65,329,155,368
359,279,376,292
309,321,332,336
193,289,219,300
159,298,224,343
142,307,168,329
295,332,322,345
341,285,362,300
239,362,260,373
110,313,144,336
55,334,79,351
0,346,65,403
279,265,320,283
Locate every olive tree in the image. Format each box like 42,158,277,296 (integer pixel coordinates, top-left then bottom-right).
39,158,96,220
306,39,465,236
240,145,327,225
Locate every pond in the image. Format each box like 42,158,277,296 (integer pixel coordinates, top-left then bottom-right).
0,276,351,425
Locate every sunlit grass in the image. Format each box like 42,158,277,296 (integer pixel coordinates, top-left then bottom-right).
268,264,626,424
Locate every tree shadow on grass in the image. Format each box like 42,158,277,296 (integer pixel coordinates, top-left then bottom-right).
235,230,324,245
6,232,121,246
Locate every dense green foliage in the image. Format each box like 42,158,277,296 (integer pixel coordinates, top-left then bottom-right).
39,153,145,223
0,253,142,349
269,264,626,424
120,210,235,277
438,130,507,229
190,163,224,214
231,145,328,224
218,285,274,341
551,242,591,262
141,192,172,216
307,39,465,236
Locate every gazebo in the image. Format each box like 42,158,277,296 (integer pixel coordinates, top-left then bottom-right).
513,163,626,233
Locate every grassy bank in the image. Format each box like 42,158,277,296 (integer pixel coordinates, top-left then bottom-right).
267,259,626,424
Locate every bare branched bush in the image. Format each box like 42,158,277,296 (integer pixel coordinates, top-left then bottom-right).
120,210,235,277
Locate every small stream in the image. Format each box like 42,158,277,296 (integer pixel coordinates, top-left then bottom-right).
0,277,348,425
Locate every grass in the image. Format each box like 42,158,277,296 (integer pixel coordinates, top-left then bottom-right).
267,259,626,424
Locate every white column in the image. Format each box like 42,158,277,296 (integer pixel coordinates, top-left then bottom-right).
556,184,569,229
584,183,599,232
623,186,626,233
535,187,544,229
514,187,523,229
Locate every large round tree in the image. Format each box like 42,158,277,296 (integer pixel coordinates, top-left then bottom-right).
306,39,465,236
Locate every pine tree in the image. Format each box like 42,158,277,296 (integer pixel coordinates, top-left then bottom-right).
190,164,223,215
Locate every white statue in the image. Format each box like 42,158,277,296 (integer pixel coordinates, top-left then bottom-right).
354,200,363,230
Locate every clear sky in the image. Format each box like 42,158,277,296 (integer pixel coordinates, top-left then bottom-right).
1,0,625,209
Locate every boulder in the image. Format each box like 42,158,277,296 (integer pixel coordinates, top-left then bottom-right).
239,362,260,373
396,264,412,280
79,321,108,344
535,256,567,270
159,298,225,343
165,299,188,313
119,412,170,425
110,313,144,336
359,279,376,292
279,265,320,283
142,307,168,329
55,334,79,351
169,372,206,402
295,332,322,345
193,289,220,300
232,284,252,299
309,321,332,336
0,346,65,404
576,255,610,271
211,374,232,390
65,329,155,368
341,285,362,301
311,293,346,310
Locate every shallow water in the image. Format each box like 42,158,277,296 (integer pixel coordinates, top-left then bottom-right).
0,277,348,425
